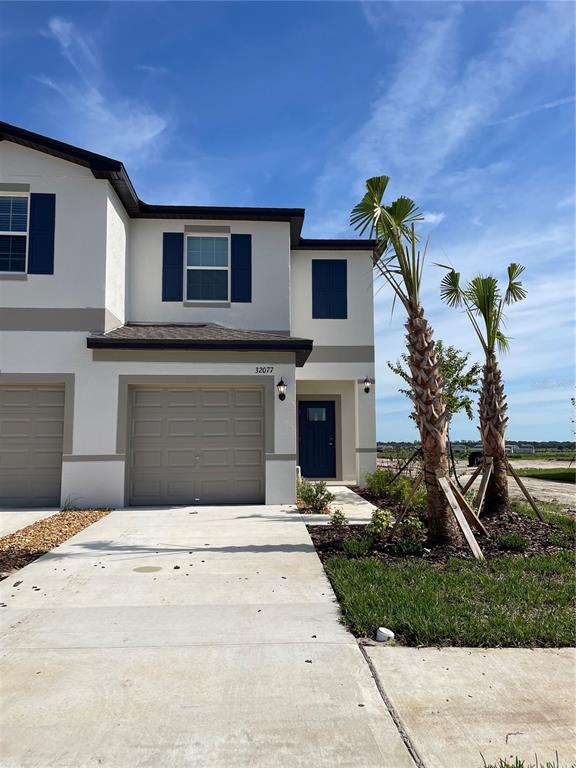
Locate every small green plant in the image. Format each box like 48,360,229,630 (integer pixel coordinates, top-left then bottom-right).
342,536,372,558
365,468,394,497
364,468,417,506
390,516,426,556
496,533,529,553
330,508,348,529
61,495,81,512
297,480,335,513
388,475,412,504
409,485,427,515
366,508,393,540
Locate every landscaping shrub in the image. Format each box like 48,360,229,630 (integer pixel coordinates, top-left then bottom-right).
409,485,427,515
297,480,335,513
390,516,426,556
364,468,419,507
366,508,393,540
364,468,394,497
387,475,412,504
329,508,348,529
342,537,372,558
496,533,529,553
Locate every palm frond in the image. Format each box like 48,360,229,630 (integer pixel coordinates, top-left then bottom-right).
440,268,464,307
504,262,527,304
385,196,422,228
350,175,390,236
495,329,510,353
351,177,425,309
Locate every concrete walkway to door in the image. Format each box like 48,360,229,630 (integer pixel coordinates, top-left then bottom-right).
0,504,415,768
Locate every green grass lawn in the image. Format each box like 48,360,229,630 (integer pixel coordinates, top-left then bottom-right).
514,468,576,484
325,550,575,646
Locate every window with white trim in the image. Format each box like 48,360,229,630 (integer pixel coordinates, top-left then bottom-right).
185,235,229,301
0,194,28,273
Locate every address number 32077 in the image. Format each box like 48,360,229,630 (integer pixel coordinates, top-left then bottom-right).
255,366,274,374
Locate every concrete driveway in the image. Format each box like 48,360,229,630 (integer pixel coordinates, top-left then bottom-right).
0,504,415,768
0,508,58,538
366,647,576,767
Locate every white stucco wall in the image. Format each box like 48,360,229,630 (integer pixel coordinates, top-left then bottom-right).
0,143,108,309
0,139,377,503
104,184,129,327
0,331,297,507
128,219,291,330
290,249,374,346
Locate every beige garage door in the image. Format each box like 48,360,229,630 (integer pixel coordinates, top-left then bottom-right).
128,386,265,506
0,385,65,508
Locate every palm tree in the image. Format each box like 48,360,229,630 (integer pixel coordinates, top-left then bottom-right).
440,264,527,515
351,176,461,545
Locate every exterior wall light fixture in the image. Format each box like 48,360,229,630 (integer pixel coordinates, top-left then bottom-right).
363,377,371,394
277,378,287,401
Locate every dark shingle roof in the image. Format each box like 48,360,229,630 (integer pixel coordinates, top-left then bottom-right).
87,323,313,366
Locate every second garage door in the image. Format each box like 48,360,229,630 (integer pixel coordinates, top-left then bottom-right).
128,386,265,506
0,385,65,508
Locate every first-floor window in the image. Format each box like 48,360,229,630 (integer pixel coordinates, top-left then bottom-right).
186,235,229,301
0,195,28,273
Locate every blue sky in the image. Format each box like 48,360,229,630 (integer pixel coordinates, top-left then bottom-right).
1,1,574,441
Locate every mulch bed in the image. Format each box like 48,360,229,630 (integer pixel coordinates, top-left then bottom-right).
308,507,572,566
0,509,110,579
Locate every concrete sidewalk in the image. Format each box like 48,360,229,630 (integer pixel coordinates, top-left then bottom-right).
366,646,576,768
0,508,58,538
298,486,376,526
0,505,414,768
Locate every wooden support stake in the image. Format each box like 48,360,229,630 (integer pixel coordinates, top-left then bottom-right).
389,448,423,485
462,462,483,494
390,472,423,536
474,458,493,516
447,476,489,538
436,471,484,560
506,458,545,522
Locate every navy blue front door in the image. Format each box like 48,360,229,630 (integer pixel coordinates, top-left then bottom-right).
298,400,336,478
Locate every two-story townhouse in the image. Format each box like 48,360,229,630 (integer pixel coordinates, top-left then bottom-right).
0,121,376,509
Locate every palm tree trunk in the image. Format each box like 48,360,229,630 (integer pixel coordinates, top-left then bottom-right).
479,351,509,515
406,304,461,545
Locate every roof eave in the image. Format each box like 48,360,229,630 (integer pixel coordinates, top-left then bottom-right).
0,120,306,244
294,238,375,251
87,337,313,366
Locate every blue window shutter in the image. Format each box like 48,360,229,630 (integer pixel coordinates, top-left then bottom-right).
312,259,347,319
231,234,252,302
28,194,56,274
162,233,184,301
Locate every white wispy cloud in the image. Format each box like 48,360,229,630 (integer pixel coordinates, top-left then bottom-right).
310,2,574,229
37,16,167,163
421,211,445,225
305,2,575,440
136,64,169,76
489,95,575,125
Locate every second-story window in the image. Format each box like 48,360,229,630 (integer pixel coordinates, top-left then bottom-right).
186,235,230,302
0,194,28,273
